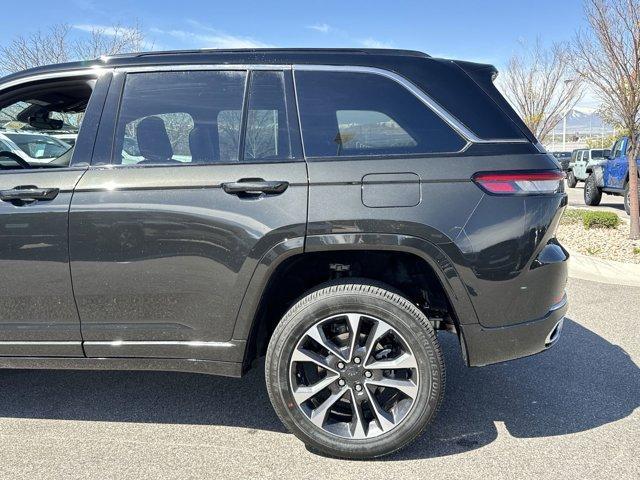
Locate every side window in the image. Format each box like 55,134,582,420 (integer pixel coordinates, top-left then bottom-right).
0,77,95,168
243,71,292,161
113,70,246,165
612,141,622,158
294,70,466,158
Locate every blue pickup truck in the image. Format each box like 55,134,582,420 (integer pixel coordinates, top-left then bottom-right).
584,136,639,215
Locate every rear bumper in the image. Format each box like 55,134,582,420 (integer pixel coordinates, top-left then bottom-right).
460,295,567,366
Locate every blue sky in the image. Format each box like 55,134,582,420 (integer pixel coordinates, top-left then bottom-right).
0,0,597,108
1,0,588,68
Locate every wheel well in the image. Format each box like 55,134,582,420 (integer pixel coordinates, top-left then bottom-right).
243,250,459,368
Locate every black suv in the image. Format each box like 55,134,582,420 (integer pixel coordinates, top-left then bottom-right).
0,49,568,459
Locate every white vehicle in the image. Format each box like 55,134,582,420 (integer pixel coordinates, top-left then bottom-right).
566,148,610,187
0,131,72,164
50,132,78,148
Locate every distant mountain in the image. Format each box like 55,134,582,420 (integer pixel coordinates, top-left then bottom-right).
554,108,611,134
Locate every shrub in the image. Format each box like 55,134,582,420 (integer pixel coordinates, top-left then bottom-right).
633,247,640,255
560,208,585,225
582,211,620,229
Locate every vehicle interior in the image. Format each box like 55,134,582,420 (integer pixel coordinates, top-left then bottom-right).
0,78,95,170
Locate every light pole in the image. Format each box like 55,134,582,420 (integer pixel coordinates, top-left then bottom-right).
562,79,574,151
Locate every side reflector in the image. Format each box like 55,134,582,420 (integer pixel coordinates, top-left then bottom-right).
473,171,564,195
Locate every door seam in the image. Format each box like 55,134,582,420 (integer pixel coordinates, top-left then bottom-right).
67,168,91,357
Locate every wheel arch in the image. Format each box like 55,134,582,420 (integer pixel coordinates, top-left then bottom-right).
233,233,478,371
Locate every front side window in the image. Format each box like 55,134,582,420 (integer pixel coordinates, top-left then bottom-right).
295,70,466,158
113,71,246,165
612,140,623,158
0,78,94,167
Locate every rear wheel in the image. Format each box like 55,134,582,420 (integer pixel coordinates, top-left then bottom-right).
624,180,640,216
584,174,602,206
265,282,445,459
566,170,577,188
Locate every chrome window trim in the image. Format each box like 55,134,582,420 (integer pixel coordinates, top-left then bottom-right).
0,63,528,149
292,64,528,145
115,64,292,73
0,67,108,94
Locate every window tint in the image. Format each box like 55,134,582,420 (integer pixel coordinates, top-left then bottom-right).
336,110,417,152
244,71,292,161
114,71,246,165
295,70,466,158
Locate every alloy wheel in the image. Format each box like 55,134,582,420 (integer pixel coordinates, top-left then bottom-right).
289,313,419,439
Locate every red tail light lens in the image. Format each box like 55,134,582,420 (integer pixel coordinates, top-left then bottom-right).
473,171,564,195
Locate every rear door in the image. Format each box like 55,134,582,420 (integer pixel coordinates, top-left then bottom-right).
69,67,307,361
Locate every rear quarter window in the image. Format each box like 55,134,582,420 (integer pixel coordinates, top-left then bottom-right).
294,70,466,158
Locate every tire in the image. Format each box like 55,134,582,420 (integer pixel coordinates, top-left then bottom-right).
624,180,640,216
566,170,577,188
584,174,602,206
265,281,445,459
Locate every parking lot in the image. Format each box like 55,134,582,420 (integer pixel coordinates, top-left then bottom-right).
0,276,637,480
566,181,626,216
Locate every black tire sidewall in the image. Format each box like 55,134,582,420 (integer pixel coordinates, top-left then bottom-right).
625,182,630,215
584,175,602,206
265,285,444,459
567,171,577,188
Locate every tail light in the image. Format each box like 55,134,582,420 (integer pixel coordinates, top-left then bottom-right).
472,171,564,195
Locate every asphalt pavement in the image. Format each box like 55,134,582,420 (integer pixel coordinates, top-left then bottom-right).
0,277,638,479
566,181,626,217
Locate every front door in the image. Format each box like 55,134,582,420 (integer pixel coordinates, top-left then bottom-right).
0,71,108,356
69,68,307,360
610,138,629,188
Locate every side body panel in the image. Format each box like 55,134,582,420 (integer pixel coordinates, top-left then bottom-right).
70,163,308,360
305,152,566,329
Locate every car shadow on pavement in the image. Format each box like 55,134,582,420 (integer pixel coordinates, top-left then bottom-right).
0,318,637,460
390,318,639,460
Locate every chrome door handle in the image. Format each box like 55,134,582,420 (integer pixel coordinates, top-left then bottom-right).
222,179,289,195
0,185,59,203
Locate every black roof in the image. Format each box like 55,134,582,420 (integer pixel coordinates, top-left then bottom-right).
0,48,438,84
0,48,534,144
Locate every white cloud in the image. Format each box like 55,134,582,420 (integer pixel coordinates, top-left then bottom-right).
73,23,138,36
307,23,331,33
359,37,393,49
151,22,273,49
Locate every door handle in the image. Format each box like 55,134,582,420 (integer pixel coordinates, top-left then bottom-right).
0,185,59,203
222,179,289,195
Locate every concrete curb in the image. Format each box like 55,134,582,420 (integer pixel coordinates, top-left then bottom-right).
567,248,640,287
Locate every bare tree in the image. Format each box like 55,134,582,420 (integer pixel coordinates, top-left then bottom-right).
572,0,640,238
73,23,146,60
0,22,146,75
500,40,584,142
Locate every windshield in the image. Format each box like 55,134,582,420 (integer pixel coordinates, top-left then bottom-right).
3,133,71,159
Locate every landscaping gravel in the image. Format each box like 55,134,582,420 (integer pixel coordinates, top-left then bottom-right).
557,208,640,264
